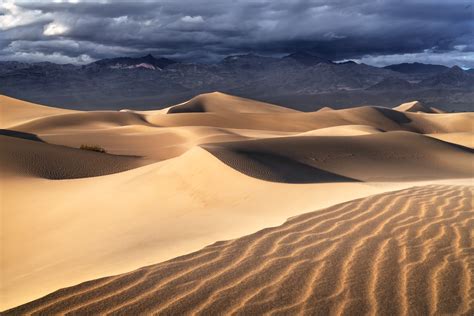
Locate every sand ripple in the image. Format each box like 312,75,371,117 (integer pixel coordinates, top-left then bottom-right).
4,185,473,315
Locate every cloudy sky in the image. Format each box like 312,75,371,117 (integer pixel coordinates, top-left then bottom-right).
1,0,473,67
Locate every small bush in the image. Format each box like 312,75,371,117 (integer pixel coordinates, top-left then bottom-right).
80,144,107,153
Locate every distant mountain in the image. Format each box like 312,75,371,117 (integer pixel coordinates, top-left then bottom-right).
419,66,474,88
384,62,449,74
0,53,472,112
222,53,277,64
90,54,177,70
283,52,332,66
0,61,77,73
367,77,414,91
337,61,358,65
220,53,281,71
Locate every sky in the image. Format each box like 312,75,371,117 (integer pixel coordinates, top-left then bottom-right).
1,0,473,68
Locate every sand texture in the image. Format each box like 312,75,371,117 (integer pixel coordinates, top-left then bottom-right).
1,92,473,312
4,185,473,315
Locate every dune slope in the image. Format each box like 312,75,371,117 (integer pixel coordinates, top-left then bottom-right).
3,145,407,310
167,92,299,114
4,185,472,316
0,95,75,128
203,131,473,182
0,135,149,179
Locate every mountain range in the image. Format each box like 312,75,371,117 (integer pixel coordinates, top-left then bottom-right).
1,52,473,111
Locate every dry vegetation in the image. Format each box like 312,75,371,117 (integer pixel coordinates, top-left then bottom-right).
79,144,106,153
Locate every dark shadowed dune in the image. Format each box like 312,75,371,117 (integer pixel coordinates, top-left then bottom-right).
0,129,43,142
0,135,150,179
202,132,473,182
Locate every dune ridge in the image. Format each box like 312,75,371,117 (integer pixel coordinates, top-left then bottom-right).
166,92,299,114
0,95,75,128
4,185,472,315
393,100,445,113
1,93,472,178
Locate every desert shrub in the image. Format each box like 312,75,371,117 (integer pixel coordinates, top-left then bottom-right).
79,144,107,153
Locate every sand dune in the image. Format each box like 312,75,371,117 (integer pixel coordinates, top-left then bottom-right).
9,110,151,134
7,94,472,137
141,105,473,134
1,93,473,311
2,94,472,163
2,145,414,310
204,131,473,182
393,100,444,113
5,185,472,315
0,95,75,128
0,135,149,179
317,106,334,112
428,132,474,148
296,124,382,136
166,91,298,114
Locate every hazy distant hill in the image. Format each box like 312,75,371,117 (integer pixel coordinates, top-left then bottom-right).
419,66,474,89
0,53,472,111
367,77,414,91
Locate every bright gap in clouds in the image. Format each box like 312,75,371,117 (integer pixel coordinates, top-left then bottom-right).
43,22,69,36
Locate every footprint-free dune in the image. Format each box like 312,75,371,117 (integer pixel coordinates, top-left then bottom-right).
1,92,473,313
4,185,472,315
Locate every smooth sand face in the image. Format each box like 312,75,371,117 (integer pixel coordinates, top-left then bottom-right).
0,95,76,128
1,93,473,311
393,100,445,114
166,91,299,114
427,132,474,148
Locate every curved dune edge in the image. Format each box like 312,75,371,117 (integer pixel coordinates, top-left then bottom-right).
295,124,383,136
202,131,473,183
4,184,473,315
427,132,474,149
0,95,76,128
166,92,299,114
394,100,445,114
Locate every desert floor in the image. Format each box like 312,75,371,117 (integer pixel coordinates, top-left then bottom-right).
1,92,473,314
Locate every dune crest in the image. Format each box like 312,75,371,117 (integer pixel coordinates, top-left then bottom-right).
166,92,298,114
0,95,75,128
4,185,472,315
296,124,383,136
394,100,445,114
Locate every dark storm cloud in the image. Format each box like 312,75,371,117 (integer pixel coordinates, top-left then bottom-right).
0,0,473,67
